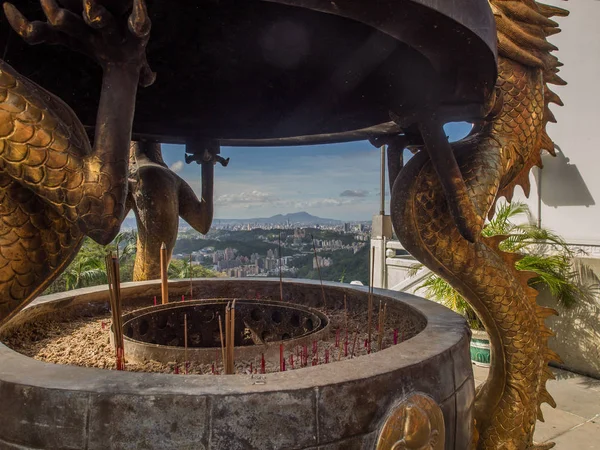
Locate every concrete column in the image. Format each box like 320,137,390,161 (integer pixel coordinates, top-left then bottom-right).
371,214,393,289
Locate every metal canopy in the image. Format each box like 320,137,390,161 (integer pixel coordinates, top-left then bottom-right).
0,0,496,146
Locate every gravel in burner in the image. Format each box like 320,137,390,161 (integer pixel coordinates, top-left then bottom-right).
2,302,424,375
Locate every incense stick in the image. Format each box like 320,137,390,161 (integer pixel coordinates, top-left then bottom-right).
218,313,225,368
105,253,125,370
189,253,193,299
160,242,169,304
228,300,236,374
311,234,327,308
278,231,284,302
224,302,231,374
368,246,375,350
184,314,188,374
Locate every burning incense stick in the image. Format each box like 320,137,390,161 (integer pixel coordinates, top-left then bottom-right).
311,234,327,308
184,314,188,374
280,344,284,372
160,242,169,304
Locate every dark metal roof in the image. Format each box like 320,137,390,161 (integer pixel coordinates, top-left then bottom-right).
1,0,496,146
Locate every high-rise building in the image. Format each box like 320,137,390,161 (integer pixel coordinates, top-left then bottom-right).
224,247,235,261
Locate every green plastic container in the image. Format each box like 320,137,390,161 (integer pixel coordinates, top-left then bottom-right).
470,329,491,367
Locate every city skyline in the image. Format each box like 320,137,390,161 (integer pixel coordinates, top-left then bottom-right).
160,122,472,221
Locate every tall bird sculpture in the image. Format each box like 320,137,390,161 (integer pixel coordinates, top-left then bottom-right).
389,1,569,448
0,0,152,324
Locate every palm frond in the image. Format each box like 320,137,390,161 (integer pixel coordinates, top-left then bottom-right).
416,201,593,329
482,201,530,237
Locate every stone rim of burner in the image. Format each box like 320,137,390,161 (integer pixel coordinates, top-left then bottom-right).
0,279,472,449
117,299,331,365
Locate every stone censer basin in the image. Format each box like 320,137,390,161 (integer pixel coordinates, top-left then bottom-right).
0,279,474,449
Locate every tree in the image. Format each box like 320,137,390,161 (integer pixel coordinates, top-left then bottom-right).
44,231,219,295
45,231,137,293
417,202,598,329
168,258,218,279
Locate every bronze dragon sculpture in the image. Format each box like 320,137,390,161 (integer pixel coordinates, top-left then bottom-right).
0,0,570,448
0,0,153,324
388,0,569,448
127,140,224,281
0,0,222,321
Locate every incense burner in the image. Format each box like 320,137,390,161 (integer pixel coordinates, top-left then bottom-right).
119,299,331,365
0,279,473,449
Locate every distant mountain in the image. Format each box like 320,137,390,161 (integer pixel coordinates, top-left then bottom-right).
122,212,343,230
215,212,342,225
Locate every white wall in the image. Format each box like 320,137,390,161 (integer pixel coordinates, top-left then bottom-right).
511,0,600,246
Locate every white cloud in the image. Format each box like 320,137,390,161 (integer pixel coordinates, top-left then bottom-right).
170,161,184,173
170,143,383,220
216,190,279,205
340,189,369,198
288,198,353,208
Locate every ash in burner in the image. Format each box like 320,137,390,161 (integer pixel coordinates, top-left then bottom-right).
120,299,330,365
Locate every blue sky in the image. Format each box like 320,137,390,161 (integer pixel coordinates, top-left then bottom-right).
161,122,472,221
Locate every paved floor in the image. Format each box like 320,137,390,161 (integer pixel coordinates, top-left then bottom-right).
472,365,600,449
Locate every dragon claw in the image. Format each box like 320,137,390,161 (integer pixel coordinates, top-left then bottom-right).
82,0,114,31
3,3,54,45
128,0,151,38
5,0,154,83
42,0,91,39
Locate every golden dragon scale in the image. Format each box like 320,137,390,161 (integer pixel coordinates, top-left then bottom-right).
391,1,568,448
0,60,88,322
0,56,129,324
